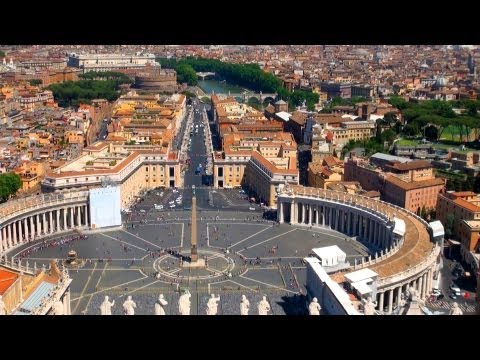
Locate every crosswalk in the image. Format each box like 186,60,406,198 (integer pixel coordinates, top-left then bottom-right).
426,299,477,313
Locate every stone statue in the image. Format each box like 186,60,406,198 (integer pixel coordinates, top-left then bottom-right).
308,297,321,315
449,302,463,315
100,296,115,315
240,295,250,315
257,295,271,315
123,296,136,315
178,290,191,315
0,295,6,315
206,293,220,315
408,286,417,302
155,294,168,315
53,298,64,315
363,297,376,315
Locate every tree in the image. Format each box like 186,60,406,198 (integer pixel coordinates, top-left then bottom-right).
424,125,439,142
0,172,22,203
420,205,427,220
29,79,43,86
445,213,455,240
176,64,198,86
388,96,408,110
403,122,419,136
181,90,197,99
383,112,398,126
0,50,5,58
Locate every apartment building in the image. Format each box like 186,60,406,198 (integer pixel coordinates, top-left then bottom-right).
344,153,445,213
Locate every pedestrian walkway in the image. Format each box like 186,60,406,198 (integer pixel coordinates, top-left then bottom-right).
426,299,477,313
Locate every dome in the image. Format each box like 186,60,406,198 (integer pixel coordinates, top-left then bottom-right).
275,100,287,105
436,77,447,87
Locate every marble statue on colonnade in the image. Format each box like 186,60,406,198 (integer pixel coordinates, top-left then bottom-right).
363,297,376,315
178,290,191,315
240,295,250,315
308,297,321,315
206,293,220,315
257,296,271,315
100,296,115,315
155,294,168,315
123,296,136,315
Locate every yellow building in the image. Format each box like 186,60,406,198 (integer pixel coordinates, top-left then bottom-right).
308,163,342,189
41,142,181,209
14,160,45,192
244,151,299,207
214,132,297,190
64,130,85,145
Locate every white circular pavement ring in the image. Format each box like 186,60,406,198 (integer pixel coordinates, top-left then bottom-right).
152,249,246,282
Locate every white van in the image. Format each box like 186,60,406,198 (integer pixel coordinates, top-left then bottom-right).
449,284,462,296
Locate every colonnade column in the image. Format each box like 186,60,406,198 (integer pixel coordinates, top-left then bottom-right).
316,205,319,225
55,210,60,232
36,214,41,237
12,223,17,245
387,289,393,314
378,292,384,312
279,202,284,224
396,286,402,308
290,202,296,225
427,270,432,295
24,218,29,241
418,275,424,299
63,208,67,231
70,207,74,229
18,220,22,243
6,225,11,248
309,204,313,225
49,211,53,233
0,228,4,252
2,227,8,249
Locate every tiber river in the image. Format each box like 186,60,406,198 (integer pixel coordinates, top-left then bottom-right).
197,79,253,101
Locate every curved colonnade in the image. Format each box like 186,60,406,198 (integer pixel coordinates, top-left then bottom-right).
0,191,90,256
277,187,440,313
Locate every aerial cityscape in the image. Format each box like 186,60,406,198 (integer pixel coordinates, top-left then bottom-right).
0,45,479,315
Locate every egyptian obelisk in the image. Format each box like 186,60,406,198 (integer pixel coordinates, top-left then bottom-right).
191,189,198,262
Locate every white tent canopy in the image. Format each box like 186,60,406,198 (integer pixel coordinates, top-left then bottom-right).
344,268,378,284
312,246,346,267
393,217,406,237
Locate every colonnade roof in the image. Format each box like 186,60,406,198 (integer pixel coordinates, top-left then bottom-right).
278,185,434,278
